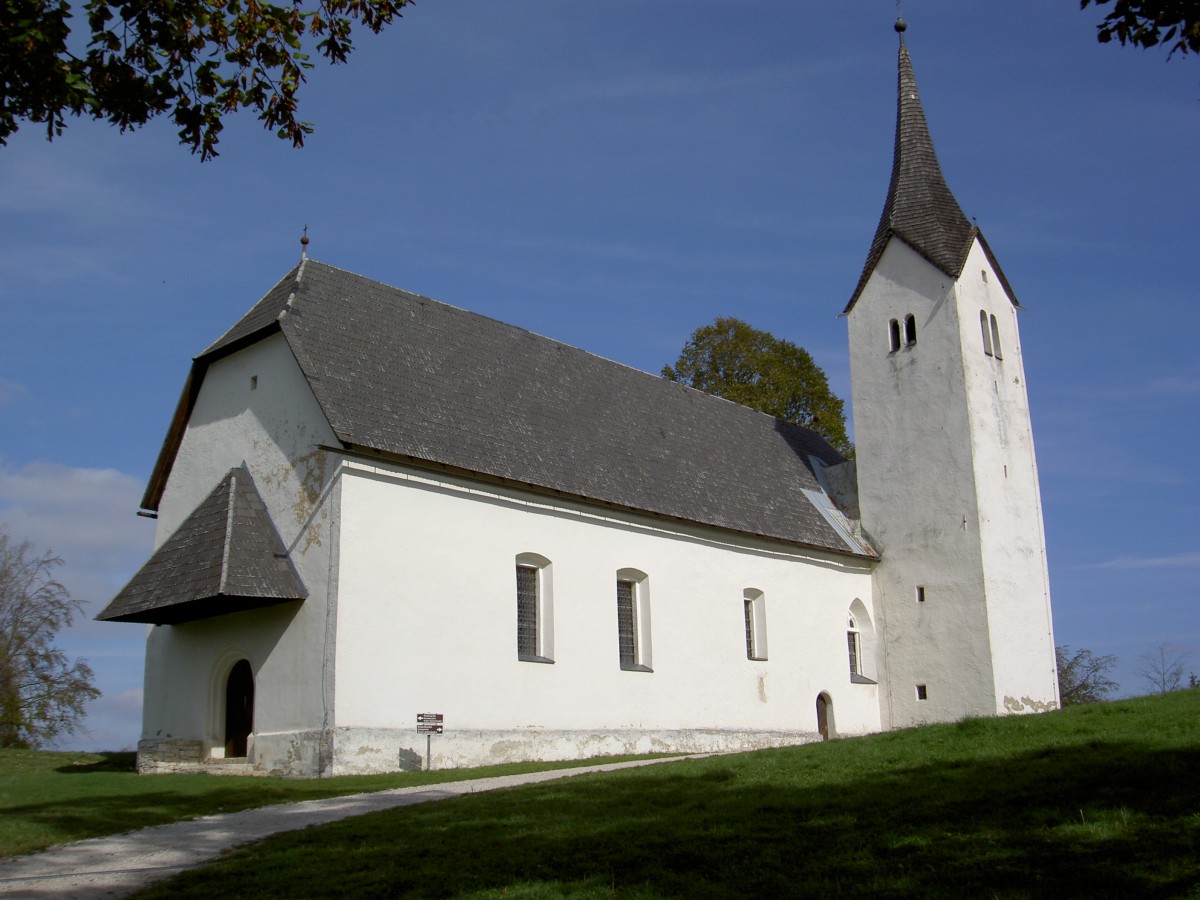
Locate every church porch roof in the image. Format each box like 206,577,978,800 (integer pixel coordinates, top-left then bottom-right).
97,468,306,625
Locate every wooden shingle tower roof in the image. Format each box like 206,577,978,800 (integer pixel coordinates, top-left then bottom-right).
845,21,1018,313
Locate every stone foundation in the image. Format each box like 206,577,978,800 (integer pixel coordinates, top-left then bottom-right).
137,728,825,777
330,727,823,776
136,738,206,774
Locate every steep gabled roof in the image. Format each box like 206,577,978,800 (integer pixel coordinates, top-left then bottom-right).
99,468,306,624
143,261,874,559
845,38,1018,313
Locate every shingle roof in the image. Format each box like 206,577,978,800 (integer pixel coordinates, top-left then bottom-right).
98,468,306,624
145,261,874,558
845,40,1017,313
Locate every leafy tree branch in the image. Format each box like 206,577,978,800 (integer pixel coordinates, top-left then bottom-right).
1080,0,1200,58
1,0,413,159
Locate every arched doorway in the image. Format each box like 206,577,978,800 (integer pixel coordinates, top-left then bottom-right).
224,659,254,758
816,692,833,741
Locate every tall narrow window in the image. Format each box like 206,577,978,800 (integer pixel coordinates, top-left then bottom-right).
516,565,538,658
980,310,993,356
516,554,554,663
990,315,1003,360
847,617,861,677
904,314,917,346
889,318,901,352
616,569,652,671
743,589,767,660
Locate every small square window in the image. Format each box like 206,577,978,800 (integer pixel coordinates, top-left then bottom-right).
916,684,928,701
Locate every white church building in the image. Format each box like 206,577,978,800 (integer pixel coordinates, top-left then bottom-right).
99,27,1059,776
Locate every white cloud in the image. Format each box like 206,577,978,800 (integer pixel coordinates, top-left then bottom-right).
0,461,153,605
0,460,154,751
1090,550,1200,570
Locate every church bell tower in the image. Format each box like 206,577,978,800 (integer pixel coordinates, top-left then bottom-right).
845,20,1059,729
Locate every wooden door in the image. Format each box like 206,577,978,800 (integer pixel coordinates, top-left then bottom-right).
224,660,254,758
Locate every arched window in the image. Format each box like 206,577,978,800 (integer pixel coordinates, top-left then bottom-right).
616,568,652,672
980,309,993,356
990,315,1003,360
904,314,917,346
516,553,554,663
847,599,877,684
743,588,767,660
888,318,901,352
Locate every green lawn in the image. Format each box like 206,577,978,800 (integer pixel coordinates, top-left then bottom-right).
0,749,669,858
132,690,1200,899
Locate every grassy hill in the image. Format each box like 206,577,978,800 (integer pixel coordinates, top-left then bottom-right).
131,690,1200,899
0,748,666,858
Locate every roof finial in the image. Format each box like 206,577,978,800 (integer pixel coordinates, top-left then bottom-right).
300,225,310,261
895,0,906,42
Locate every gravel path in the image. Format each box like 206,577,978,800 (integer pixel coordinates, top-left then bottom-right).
0,756,690,899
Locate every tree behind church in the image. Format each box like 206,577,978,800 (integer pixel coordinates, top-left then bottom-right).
0,529,99,748
662,317,852,457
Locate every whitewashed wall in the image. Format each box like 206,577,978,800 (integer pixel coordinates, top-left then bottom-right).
953,242,1059,712
331,459,880,773
142,334,340,773
847,237,1057,729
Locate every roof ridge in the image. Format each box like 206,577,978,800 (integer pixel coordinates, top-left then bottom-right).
218,471,237,595
199,262,307,358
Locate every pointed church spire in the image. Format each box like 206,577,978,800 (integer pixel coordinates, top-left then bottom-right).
844,23,977,313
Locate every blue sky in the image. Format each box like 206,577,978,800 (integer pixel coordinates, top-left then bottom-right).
1,2,1197,749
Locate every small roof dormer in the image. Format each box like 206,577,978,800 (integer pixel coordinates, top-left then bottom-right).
845,20,1017,313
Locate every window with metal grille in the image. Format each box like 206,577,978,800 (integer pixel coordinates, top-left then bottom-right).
743,589,767,660
847,620,861,677
517,564,538,658
617,579,637,668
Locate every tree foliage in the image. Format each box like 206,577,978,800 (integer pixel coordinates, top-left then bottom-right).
1080,0,1200,58
1134,641,1191,694
1055,644,1120,705
0,529,100,748
662,317,852,457
1,0,411,159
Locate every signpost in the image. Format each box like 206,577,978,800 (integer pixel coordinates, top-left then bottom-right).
417,713,443,770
